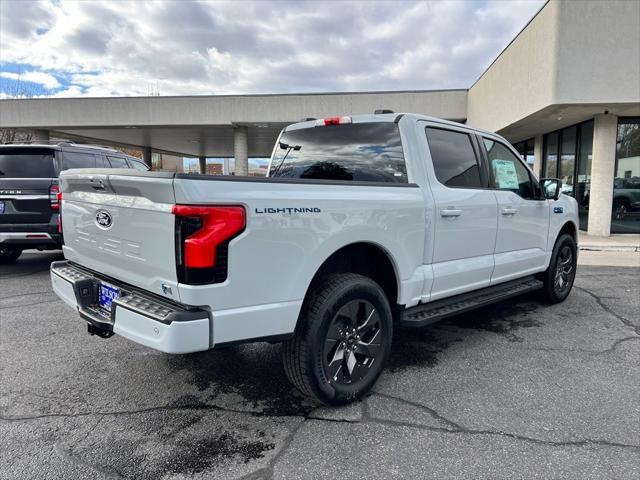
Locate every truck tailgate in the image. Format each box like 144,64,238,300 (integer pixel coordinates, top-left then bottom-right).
59,170,181,301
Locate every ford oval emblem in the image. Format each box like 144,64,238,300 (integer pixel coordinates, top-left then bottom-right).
95,210,113,229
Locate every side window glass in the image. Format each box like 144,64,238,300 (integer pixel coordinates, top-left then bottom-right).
107,156,129,168
425,127,482,188
61,152,97,170
483,139,535,199
128,160,148,171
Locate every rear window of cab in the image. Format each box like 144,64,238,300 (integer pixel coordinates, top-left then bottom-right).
269,122,407,183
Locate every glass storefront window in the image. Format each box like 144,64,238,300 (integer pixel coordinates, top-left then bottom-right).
559,126,576,196
544,132,558,178
525,141,535,168
611,118,640,234
576,121,593,231
543,121,594,230
514,138,535,168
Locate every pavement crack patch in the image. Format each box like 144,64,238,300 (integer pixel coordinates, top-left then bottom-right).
0,402,296,422
371,391,463,430
238,419,307,480
54,440,125,479
2,299,61,309
516,345,601,354
596,336,640,355
0,290,55,300
575,285,639,335
367,392,640,451
0,268,50,280
74,415,104,448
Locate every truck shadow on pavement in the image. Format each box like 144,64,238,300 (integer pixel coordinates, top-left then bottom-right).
388,296,544,372
165,294,546,418
0,250,63,279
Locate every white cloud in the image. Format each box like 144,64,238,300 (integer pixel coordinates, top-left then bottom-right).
0,71,61,89
0,0,545,97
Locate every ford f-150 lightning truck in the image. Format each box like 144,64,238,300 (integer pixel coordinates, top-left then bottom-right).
51,113,579,404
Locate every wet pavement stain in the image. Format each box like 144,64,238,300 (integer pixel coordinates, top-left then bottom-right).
448,297,543,342
387,327,457,372
165,343,317,416
68,413,277,480
159,431,275,476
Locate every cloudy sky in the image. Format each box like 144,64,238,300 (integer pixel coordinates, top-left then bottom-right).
0,0,544,98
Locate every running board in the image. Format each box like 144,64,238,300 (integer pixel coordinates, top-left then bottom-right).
400,277,543,328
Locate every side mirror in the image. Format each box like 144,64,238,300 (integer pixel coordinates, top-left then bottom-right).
541,178,561,200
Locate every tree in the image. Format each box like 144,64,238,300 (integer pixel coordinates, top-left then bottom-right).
0,79,50,144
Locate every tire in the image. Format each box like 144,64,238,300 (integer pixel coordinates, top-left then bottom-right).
0,247,22,264
283,273,393,405
541,234,577,304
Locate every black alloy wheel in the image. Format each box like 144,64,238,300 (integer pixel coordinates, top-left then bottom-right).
283,273,393,405
541,233,577,303
553,244,574,297
323,299,382,385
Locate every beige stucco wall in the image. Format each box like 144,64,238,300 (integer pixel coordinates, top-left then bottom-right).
555,0,640,104
0,90,467,129
468,0,640,134
466,0,560,133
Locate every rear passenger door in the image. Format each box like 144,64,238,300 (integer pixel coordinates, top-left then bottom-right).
422,124,498,300
480,138,549,283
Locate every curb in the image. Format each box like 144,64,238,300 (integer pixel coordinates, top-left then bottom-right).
579,246,640,253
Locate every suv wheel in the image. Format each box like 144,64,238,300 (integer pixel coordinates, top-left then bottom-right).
541,234,577,303
0,247,22,264
283,273,393,405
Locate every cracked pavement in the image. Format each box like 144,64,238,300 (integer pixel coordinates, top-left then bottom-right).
1,250,639,479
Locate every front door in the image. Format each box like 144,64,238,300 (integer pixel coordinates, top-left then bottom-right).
480,138,549,283
422,125,498,301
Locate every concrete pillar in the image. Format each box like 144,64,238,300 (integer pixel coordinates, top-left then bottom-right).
533,134,543,178
142,146,152,168
31,129,49,143
587,113,618,237
199,156,206,174
223,158,230,175
234,126,249,176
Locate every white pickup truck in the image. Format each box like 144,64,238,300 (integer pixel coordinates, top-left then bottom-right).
51,113,578,404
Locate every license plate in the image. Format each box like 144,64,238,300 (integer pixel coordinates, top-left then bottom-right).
0,202,4,214
99,283,120,312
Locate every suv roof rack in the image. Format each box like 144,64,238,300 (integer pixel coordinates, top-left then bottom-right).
374,109,394,114
0,140,119,152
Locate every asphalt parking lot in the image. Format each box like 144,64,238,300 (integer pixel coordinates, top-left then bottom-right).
1,251,639,479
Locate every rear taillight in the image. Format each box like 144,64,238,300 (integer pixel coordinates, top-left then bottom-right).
57,191,63,234
50,184,60,211
316,116,352,126
172,205,246,284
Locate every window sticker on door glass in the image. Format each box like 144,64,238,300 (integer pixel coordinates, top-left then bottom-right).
492,159,520,189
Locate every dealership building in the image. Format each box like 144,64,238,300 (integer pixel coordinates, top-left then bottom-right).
1,0,639,235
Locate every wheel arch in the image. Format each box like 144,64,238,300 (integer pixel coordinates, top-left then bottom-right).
558,220,578,243
302,241,401,311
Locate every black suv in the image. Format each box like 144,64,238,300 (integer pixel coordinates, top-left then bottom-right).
0,142,149,263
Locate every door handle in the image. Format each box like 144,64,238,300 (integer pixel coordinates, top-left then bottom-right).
501,207,518,216
440,208,462,218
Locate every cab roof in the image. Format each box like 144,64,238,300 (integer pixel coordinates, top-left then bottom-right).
284,112,506,142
